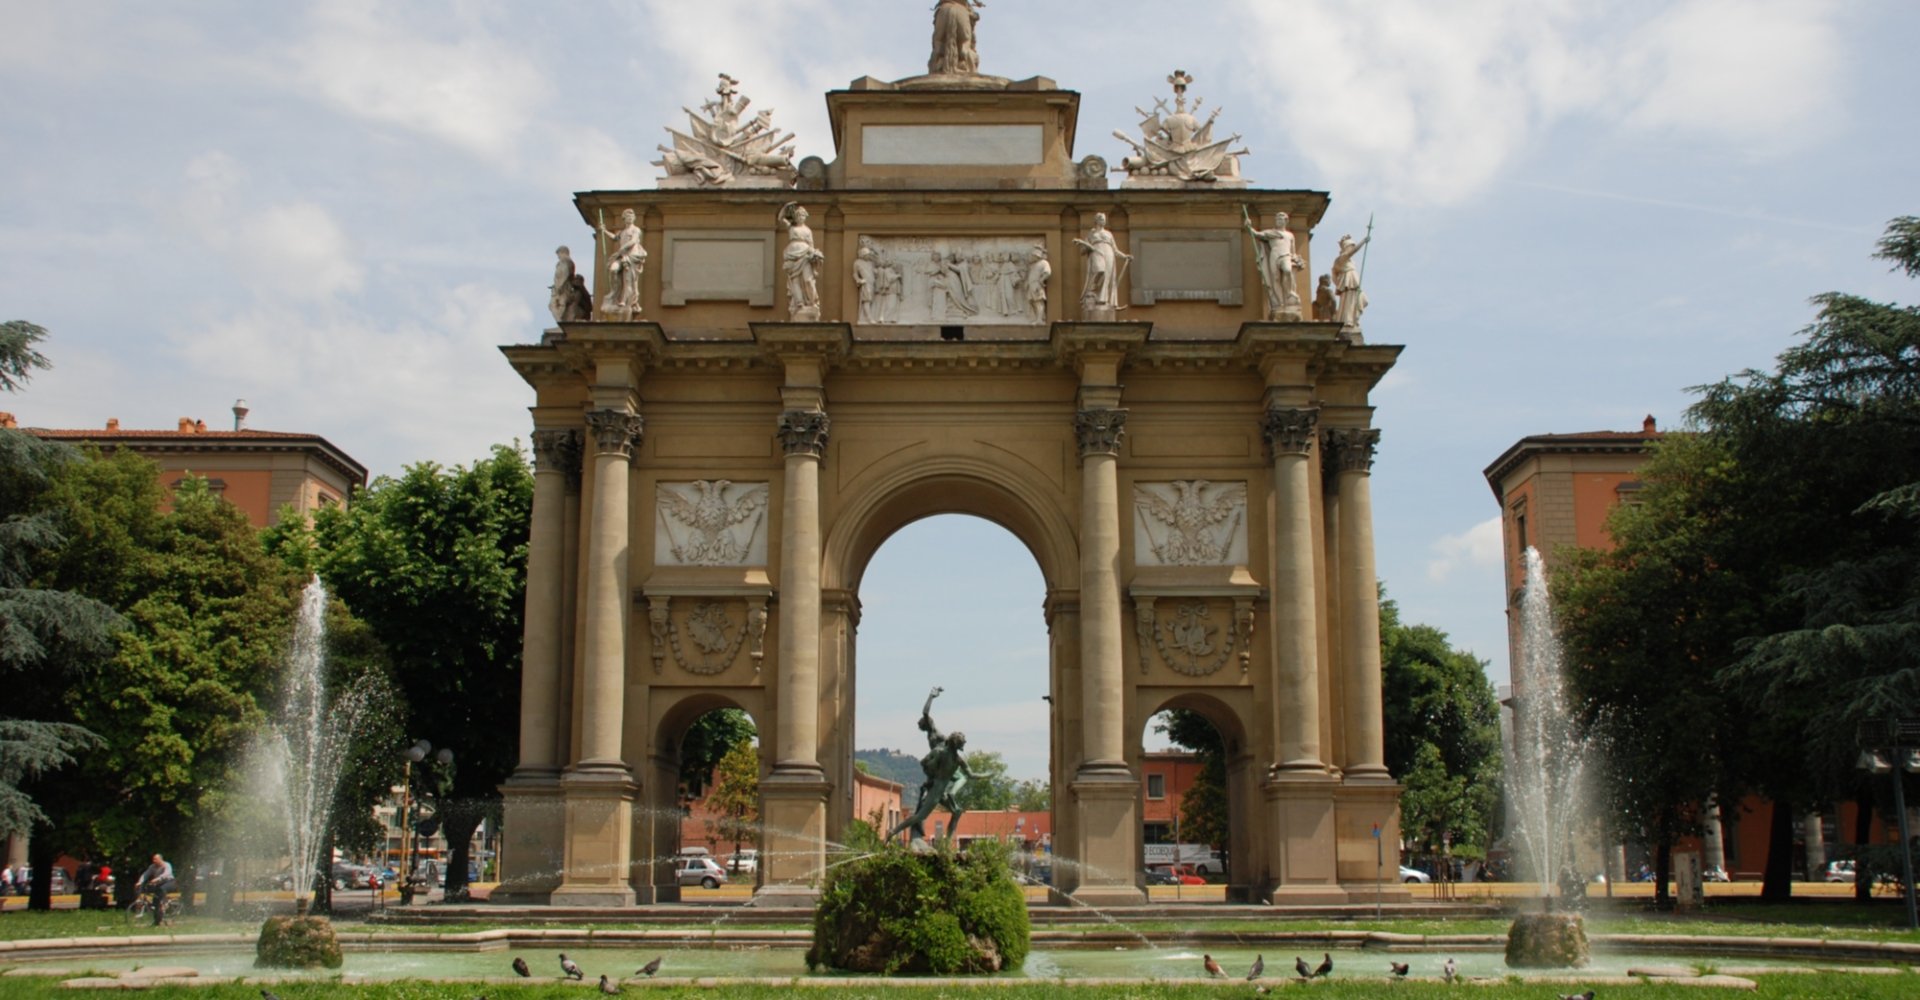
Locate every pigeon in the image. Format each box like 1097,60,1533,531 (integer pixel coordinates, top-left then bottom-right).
1442,957,1458,984
638,956,663,977
1294,956,1312,979
1390,961,1410,978
512,957,530,977
598,974,621,995
1246,955,1264,981
559,953,584,980
1203,953,1226,978
1556,993,1595,1000
261,992,282,1000
1312,953,1333,978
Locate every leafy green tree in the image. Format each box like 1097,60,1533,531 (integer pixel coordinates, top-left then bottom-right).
704,737,760,867
0,325,119,908
1155,710,1228,856
955,750,1015,811
302,445,533,898
679,709,756,800
1011,779,1050,812
1379,595,1503,865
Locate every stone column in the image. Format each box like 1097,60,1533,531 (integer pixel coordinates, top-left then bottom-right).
1327,427,1388,780
1804,812,1826,878
1263,407,1324,771
1075,407,1128,771
553,407,642,907
1703,799,1727,873
1067,407,1144,906
757,408,833,904
499,427,580,900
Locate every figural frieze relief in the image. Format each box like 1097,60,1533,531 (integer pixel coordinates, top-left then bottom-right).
654,480,770,567
1133,480,1248,566
852,236,1050,326
654,74,799,189
1113,70,1248,187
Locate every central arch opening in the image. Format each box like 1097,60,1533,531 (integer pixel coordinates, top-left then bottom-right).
853,514,1052,865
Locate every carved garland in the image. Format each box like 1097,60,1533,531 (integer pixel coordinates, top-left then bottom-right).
1133,597,1240,677
647,596,767,675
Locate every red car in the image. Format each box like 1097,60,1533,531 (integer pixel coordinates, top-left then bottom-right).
1149,864,1206,885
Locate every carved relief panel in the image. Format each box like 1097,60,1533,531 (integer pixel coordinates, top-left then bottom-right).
654,481,770,567
647,595,770,676
855,235,1050,326
1132,480,1249,567
1132,596,1255,677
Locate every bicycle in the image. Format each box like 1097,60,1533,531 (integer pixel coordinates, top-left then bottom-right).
125,891,183,925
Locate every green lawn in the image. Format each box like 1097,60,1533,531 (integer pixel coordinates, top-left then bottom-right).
0,975,1913,999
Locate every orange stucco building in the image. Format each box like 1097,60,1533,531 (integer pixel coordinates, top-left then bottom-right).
11,413,366,527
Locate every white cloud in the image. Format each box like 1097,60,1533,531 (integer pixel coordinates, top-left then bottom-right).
1229,0,1848,205
176,152,365,301
287,0,551,158
1426,515,1504,583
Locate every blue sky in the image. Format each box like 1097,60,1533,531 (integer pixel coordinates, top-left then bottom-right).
4,1,1915,782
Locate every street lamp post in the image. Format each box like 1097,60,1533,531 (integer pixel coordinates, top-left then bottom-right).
397,740,454,904
1856,719,1920,931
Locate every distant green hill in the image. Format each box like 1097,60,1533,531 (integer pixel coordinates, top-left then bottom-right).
854,748,924,791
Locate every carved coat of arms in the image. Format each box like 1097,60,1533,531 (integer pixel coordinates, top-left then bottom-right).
1133,480,1248,566
656,480,769,566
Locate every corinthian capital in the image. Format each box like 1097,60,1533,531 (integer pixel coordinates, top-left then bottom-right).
585,409,644,459
530,429,582,476
1261,407,1319,459
777,409,831,457
1074,408,1128,458
1324,427,1381,474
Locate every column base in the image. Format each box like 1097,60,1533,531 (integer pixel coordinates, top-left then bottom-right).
760,764,831,896
552,765,637,907
497,770,565,901
1262,771,1339,900
1068,764,1145,906
750,883,821,907
1334,777,1408,894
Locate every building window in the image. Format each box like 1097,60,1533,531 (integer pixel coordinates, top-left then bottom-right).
1144,822,1173,845
1147,774,1166,799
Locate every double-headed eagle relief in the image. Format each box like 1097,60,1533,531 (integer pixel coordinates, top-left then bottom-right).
1133,480,1249,566
1113,70,1248,186
654,74,799,189
656,480,770,566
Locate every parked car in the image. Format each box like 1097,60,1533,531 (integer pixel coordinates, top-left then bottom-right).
1143,867,1179,886
330,863,381,890
1825,860,1856,883
1147,864,1206,886
677,857,728,888
726,849,758,874
1399,865,1431,884
14,867,77,894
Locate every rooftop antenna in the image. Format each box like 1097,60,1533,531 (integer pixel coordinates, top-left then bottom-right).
232,398,250,431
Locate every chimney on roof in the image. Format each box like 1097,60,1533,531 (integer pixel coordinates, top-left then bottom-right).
1643,414,1658,433
233,398,249,431
0,412,15,430
195,419,207,433
106,417,120,431
178,417,194,432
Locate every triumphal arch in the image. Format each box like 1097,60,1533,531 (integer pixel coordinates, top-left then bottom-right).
499,9,1403,907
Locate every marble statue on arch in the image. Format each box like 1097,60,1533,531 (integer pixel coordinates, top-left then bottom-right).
779,203,825,321
598,210,647,320
1074,213,1130,320
1333,233,1370,333
1243,208,1303,321
928,0,985,76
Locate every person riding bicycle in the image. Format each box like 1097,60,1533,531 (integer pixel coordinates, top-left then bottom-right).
134,853,176,925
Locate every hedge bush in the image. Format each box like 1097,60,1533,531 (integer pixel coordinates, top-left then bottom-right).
807,823,1030,975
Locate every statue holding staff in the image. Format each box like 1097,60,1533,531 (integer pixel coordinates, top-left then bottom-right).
1073,212,1131,319
598,209,647,320
1243,207,1303,320
886,686,973,846
1332,232,1370,333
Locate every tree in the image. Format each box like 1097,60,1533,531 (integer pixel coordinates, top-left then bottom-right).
955,750,1015,811
299,445,533,899
705,737,759,867
1156,710,1228,853
0,325,118,907
1011,779,1050,812
41,466,301,900
1379,594,1503,865
678,709,755,800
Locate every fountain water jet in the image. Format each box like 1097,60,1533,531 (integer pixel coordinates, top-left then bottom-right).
247,577,373,968
1503,548,1597,967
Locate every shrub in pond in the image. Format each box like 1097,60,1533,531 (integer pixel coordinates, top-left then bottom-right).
1506,912,1590,968
255,914,344,969
807,824,1030,975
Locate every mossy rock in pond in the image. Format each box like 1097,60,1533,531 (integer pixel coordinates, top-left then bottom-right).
807,829,1030,975
1505,912,1590,968
255,915,344,969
